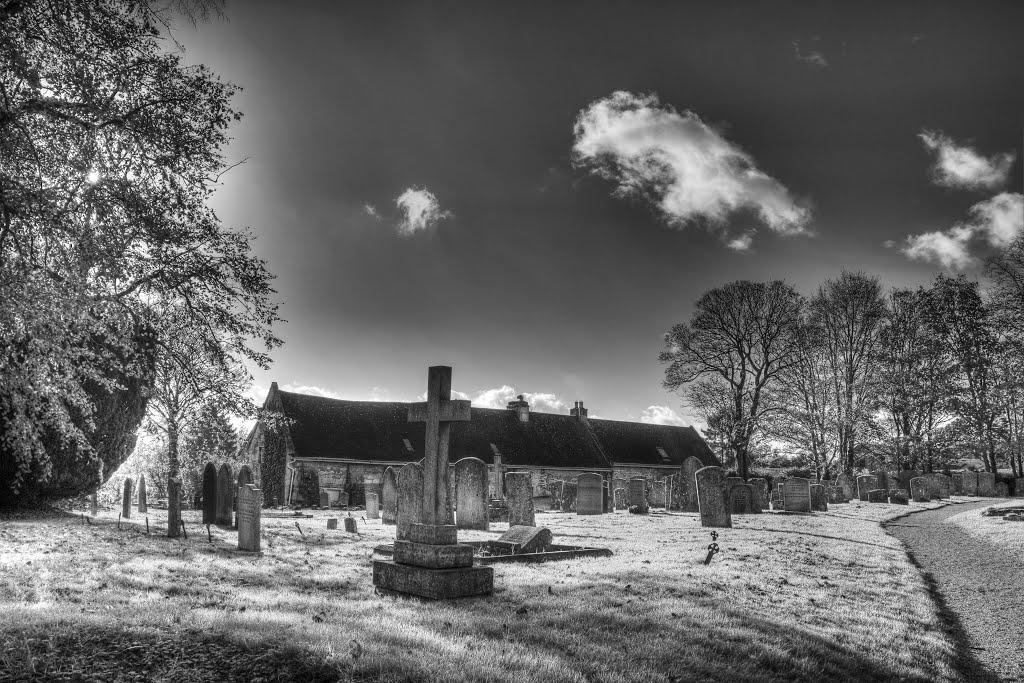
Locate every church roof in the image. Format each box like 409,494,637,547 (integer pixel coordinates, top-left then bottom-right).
270,388,718,470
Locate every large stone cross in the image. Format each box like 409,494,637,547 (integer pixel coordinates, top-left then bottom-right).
408,366,471,525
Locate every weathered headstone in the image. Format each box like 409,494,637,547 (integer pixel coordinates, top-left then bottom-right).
201,462,217,525
680,456,702,512
728,483,762,514
90,492,98,517
366,492,380,519
576,472,603,516
897,470,922,493
695,466,731,528
382,466,398,525
216,464,233,525
652,480,667,508
856,475,878,502
872,470,891,491
237,484,262,551
396,462,424,541
327,518,338,530
628,477,648,513
835,474,856,502
137,474,147,514
910,477,930,502
925,473,950,499
977,472,996,497
951,472,964,495
319,491,329,508
827,486,846,504
783,478,812,513
122,478,132,519
167,477,181,538
453,457,488,529
748,478,769,509
505,472,535,526
867,489,888,503
344,517,358,533
995,482,1009,497
235,465,253,527
492,525,553,555
889,489,910,505
614,488,626,510
809,484,828,512
962,470,979,496
1016,477,1024,498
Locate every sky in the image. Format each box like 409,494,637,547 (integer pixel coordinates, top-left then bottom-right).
177,1,1023,428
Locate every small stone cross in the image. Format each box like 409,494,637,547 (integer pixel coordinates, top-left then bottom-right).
408,366,471,525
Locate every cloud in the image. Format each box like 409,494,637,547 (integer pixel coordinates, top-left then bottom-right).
395,186,451,235
898,192,1024,269
468,385,568,414
792,41,828,67
919,130,1015,190
639,405,690,427
572,91,811,246
363,203,381,219
726,234,754,252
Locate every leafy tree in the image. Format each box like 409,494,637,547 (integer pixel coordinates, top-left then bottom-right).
178,402,240,508
660,280,803,480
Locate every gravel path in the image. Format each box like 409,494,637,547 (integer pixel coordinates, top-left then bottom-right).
885,501,1023,683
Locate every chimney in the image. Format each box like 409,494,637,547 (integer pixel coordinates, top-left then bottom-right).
506,394,530,422
570,401,588,421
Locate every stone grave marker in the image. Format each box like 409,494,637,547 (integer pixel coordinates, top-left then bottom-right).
319,491,329,508
995,482,1009,497
728,483,762,514
492,525,553,555
783,478,812,512
695,466,731,528
90,492,98,517
396,462,424,541
872,470,891,491
827,486,846,504
680,456,702,512
748,478,769,508
889,489,910,505
809,484,828,512
235,465,253,527
382,466,398,525
614,488,626,510
201,462,217,525
926,473,951,499
576,472,603,516
977,472,996,497
137,474,147,514
327,518,338,530
835,474,856,502
1016,477,1024,498
237,484,262,552
856,475,878,502
910,477,930,502
962,470,979,496
454,457,489,529
505,472,535,526
897,470,921,493
867,489,888,503
122,478,132,519
167,477,181,538
216,464,233,525
652,480,667,508
344,517,357,533
628,477,649,513
366,492,380,519
951,472,964,495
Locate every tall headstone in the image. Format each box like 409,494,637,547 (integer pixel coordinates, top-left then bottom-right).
748,478,770,509
898,470,922,493
454,457,489,530
856,475,878,502
695,466,731,528
977,472,996,497
235,465,253,528
680,457,702,512
614,488,626,510
809,484,828,512
910,477,930,502
396,462,424,541
373,366,493,599
962,470,979,496
628,477,648,513
237,484,262,552
995,482,1009,497
576,472,603,516
728,483,762,514
784,478,812,512
216,463,233,525
834,474,856,502
121,478,132,519
381,466,398,525
201,462,217,525
1015,477,1024,498
167,477,181,538
652,480,667,508
137,474,147,514
505,471,535,527
365,492,380,519
925,473,950,499
872,470,891,491
90,492,98,517
951,472,964,495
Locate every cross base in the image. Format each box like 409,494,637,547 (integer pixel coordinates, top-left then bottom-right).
372,560,493,599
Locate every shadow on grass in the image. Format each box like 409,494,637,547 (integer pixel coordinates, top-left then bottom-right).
752,526,897,551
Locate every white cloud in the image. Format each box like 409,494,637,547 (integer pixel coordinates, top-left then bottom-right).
792,41,828,67
363,203,381,219
899,192,1024,269
280,383,343,400
639,405,690,427
919,130,1015,191
395,186,451,235
468,385,568,414
726,234,754,252
572,91,811,246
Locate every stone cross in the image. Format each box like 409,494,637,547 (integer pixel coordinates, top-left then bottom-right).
407,366,471,526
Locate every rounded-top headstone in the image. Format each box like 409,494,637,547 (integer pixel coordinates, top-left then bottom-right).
628,477,648,513
694,466,731,528
137,474,147,514
910,477,930,502
201,462,218,525
728,483,762,515
576,472,603,515
396,462,424,541
121,477,133,519
809,483,828,512
454,457,489,529
216,463,233,525
856,475,878,502
381,466,398,525
680,457,703,512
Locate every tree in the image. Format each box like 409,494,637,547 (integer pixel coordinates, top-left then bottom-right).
0,1,280,507
179,402,240,507
660,280,803,480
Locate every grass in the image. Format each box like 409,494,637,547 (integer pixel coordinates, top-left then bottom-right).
1,498,970,682
943,498,1024,562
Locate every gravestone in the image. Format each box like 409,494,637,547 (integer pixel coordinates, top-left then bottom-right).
492,525,553,555
925,473,950,499
396,462,424,541
748,478,770,509
237,484,262,552
122,478,132,519
951,472,964,495
835,474,856,502
977,472,996,497
628,477,648,513
372,366,492,599
1016,478,1024,498
137,474,147,514
889,489,910,505
962,470,979,496
872,470,891,491
319,491,329,508
725,477,744,491
867,489,888,503
910,477,930,502
235,465,253,527
856,475,878,502
201,462,217,525
366,492,380,519
505,472,535,526
167,477,181,538
614,488,626,510
216,464,233,525
827,486,846,504
454,457,488,529
90,492,98,517
382,466,398,525
576,472,603,516
680,456,702,512
652,480,667,508
327,518,338,530
728,483,762,514
995,482,1009,497
344,517,357,533
897,470,921,493
695,466,731,528
783,478,812,512
809,484,828,512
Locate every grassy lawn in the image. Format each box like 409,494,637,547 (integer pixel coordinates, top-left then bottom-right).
944,498,1024,562
1,499,970,682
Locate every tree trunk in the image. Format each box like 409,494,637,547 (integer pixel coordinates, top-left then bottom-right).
166,417,181,538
